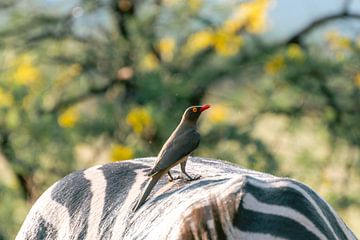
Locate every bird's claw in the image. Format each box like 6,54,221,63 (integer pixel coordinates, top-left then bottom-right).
185,174,201,181
168,173,201,182
169,175,182,181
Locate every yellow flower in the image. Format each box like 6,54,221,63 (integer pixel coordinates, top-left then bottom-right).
208,105,229,123
12,55,41,86
225,0,270,34
187,0,202,12
246,0,270,33
110,144,134,161
58,107,79,128
126,107,154,134
141,53,159,71
354,73,360,88
265,54,285,75
158,37,176,62
325,31,351,50
0,88,14,108
183,29,214,56
213,30,244,56
183,29,243,57
287,44,304,60
223,18,246,34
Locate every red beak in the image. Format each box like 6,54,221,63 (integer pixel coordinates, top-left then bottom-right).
200,104,211,112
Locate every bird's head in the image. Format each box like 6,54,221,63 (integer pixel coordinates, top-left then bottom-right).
182,104,211,123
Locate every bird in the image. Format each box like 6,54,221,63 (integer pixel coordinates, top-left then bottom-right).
132,104,210,212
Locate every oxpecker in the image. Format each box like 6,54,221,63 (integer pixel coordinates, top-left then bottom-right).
133,104,210,211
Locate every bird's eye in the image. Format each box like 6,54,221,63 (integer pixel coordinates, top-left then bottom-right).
192,107,197,112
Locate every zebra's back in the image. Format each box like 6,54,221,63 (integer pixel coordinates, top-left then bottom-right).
16,157,357,240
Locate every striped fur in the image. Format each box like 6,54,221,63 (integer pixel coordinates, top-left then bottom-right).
16,157,357,240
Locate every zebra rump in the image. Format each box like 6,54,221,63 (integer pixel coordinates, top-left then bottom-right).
16,157,357,240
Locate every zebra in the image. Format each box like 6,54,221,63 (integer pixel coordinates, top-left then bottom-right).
16,157,357,240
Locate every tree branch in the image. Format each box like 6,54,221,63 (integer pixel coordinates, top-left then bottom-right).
0,131,33,200
286,12,360,44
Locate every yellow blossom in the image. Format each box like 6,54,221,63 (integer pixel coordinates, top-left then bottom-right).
182,0,270,57
183,28,244,57
183,29,214,56
58,107,79,128
354,73,360,88
126,107,154,134
223,18,244,34
187,0,202,12
243,0,270,33
0,88,14,108
110,144,134,161
158,37,176,62
207,105,229,123
287,44,304,60
325,31,351,50
225,0,270,34
213,30,244,56
265,54,285,75
12,55,41,86
141,53,159,71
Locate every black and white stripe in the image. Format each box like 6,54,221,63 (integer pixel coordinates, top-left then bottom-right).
16,157,357,240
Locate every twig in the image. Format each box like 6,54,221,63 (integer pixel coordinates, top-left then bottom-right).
286,12,360,44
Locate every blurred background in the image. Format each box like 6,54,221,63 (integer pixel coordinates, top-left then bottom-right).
0,0,359,238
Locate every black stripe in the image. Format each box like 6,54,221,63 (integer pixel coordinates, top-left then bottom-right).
210,202,227,240
246,176,354,239
27,214,58,239
294,180,352,240
234,203,321,240
244,180,336,240
98,161,146,239
51,170,91,239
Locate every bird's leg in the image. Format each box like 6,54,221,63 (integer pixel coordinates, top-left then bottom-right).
168,170,183,181
167,171,175,182
180,161,200,181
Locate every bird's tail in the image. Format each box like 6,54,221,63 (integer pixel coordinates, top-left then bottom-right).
132,173,162,212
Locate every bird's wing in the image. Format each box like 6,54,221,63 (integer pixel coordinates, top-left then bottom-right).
149,129,200,175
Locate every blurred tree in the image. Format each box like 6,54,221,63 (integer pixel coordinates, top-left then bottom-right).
0,0,359,238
